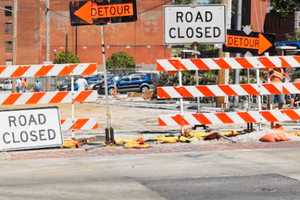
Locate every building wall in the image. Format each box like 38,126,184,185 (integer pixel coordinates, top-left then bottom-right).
251,0,270,32
17,0,41,64
0,0,274,66
0,0,171,67
0,0,13,64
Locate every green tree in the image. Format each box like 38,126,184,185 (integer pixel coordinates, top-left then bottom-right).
175,0,221,4
271,0,298,16
54,51,80,64
106,52,135,70
174,0,193,4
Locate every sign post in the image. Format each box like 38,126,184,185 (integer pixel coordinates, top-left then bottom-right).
163,5,226,130
70,0,137,144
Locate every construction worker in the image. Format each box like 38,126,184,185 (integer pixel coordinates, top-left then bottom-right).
268,68,288,109
290,78,300,108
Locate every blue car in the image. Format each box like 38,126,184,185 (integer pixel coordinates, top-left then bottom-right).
97,73,154,95
58,73,104,91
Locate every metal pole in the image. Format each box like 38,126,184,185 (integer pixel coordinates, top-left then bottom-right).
224,0,232,109
71,76,75,138
45,0,51,92
75,26,78,56
234,0,243,107
256,68,262,130
193,45,200,113
45,0,50,61
101,26,114,144
178,71,184,114
65,33,68,53
13,0,17,64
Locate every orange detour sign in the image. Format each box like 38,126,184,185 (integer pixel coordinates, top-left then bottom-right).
223,30,275,55
70,0,137,26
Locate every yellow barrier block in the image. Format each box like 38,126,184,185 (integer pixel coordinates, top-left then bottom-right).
115,138,133,145
154,136,178,144
124,141,151,149
288,131,300,137
63,139,80,148
188,131,208,140
219,131,240,137
178,136,191,143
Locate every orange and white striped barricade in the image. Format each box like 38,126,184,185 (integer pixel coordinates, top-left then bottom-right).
156,56,300,129
158,109,300,127
61,118,100,131
157,83,300,99
0,63,97,78
0,90,97,105
157,55,300,71
0,62,101,136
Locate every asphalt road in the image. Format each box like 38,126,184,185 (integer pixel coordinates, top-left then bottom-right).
0,148,300,200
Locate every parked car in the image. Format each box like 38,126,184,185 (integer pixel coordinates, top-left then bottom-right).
57,73,104,91
57,79,78,91
97,73,154,95
86,73,104,89
0,80,13,90
92,74,119,92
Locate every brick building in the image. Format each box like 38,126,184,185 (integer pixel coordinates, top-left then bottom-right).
0,0,172,68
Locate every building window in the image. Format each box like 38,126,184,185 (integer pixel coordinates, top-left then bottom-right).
5,41,13,53
5,59,13,65
4,23,13,34
4,6,12,16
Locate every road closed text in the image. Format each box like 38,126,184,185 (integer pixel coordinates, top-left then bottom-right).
0,107,62,151
164,6,225,44
168,11,222,40
2,114,58,144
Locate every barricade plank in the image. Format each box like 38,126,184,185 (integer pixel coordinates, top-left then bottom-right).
0,63,97,78
157,56,300,71
158,109,300,126
157,83,300,98
0,91,97,105
60,118,100,131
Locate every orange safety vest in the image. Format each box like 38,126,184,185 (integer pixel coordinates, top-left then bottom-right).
269,68,286,82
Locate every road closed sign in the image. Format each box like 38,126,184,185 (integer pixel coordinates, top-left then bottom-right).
0,107,63,151
164,5,226,44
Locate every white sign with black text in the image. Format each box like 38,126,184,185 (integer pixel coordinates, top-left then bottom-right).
164,5,226,44
0,107,63,151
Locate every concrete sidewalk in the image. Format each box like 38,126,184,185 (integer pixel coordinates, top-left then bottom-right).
2,141,300,161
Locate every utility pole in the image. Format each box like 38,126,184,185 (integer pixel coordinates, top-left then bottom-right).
234,0,242,107
13,0,18,64
45,0,50,62
45,0,51,91
101,26,115,144
217,0,232,109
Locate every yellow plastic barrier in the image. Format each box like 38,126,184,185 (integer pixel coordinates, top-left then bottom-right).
63,139,80,148
154,135,178,144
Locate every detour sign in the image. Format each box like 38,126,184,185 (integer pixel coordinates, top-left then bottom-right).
223,30,275,55
70,0,137,26
90,3,134,19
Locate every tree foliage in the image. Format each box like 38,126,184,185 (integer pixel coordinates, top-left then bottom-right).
174,0,193,4
54,51,80,64
174,0,221,4
271,0,298,16
106,52,135,70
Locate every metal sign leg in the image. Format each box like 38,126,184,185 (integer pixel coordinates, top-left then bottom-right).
100,26,114,145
